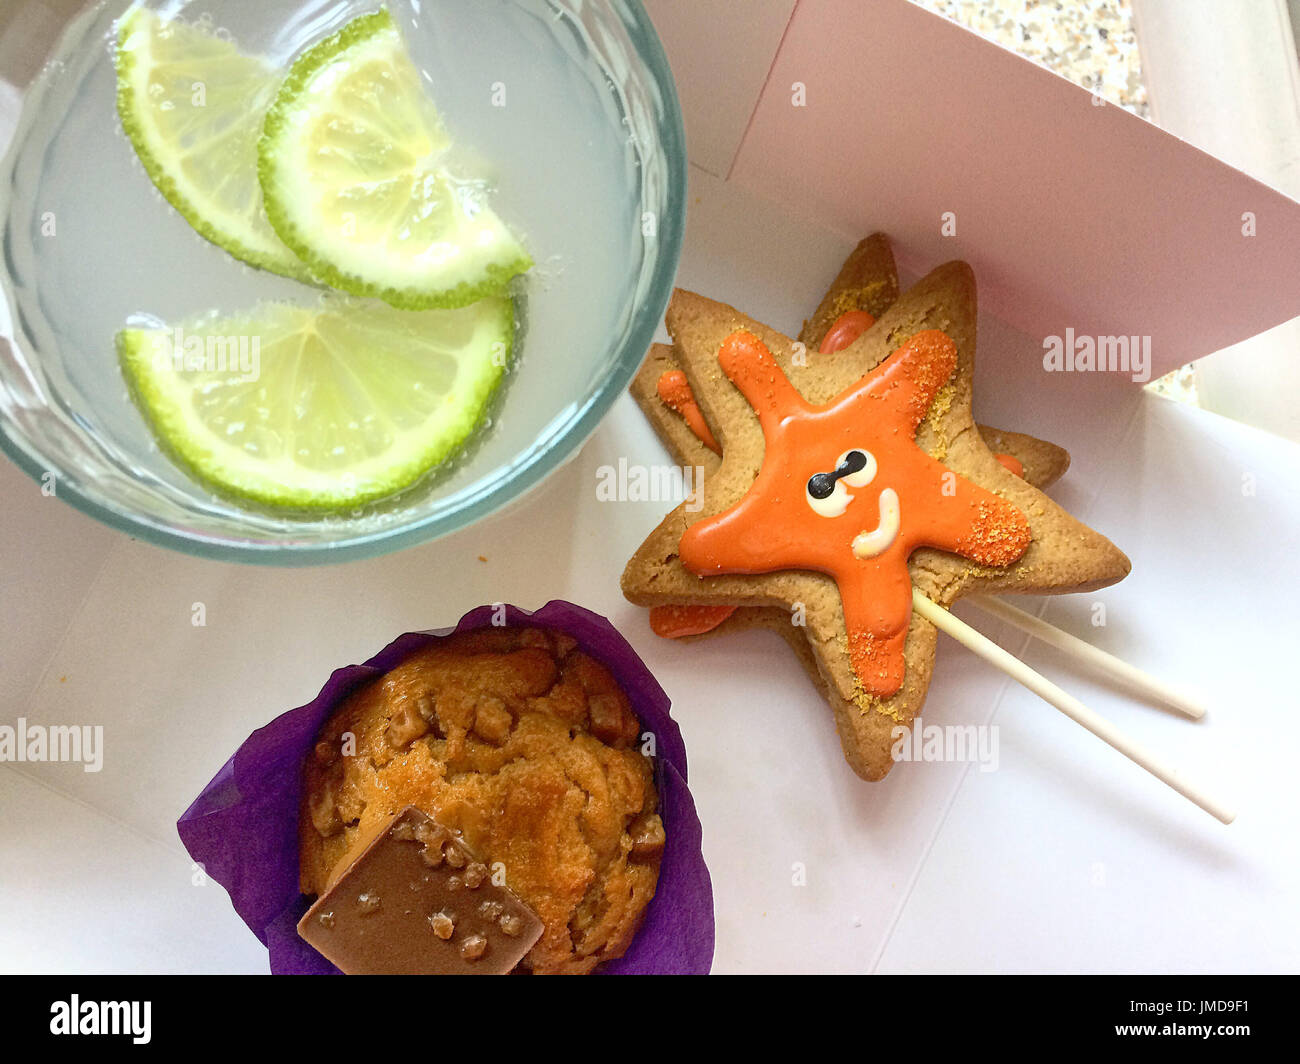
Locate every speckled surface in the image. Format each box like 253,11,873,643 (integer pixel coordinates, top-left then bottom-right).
916,0,1149,116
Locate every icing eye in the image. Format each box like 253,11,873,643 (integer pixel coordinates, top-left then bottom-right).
806,470,837,500
806,449,876,517
806,477,850,517
836,449,876,488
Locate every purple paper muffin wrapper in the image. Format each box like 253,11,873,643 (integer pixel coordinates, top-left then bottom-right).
177,600,715,975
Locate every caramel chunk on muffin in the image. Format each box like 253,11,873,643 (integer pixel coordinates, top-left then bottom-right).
300,627,663,975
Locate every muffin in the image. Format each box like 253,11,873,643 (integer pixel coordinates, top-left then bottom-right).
177,600,713,976
299,625,664,975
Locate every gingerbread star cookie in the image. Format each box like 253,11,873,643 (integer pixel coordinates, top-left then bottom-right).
630,234,1071,651
621,260,1130,780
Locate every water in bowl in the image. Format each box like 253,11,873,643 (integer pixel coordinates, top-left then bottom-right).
0,0,673,554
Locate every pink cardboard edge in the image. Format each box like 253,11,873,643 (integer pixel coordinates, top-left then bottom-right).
714,0,1300,380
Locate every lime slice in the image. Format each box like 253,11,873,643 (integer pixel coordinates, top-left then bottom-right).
115,8,312,281
259,8,531,309
116,295,513,510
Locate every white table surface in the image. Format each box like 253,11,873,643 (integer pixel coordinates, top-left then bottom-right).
3,8,1299,975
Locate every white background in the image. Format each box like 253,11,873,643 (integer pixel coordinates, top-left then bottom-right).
2,1,1299,973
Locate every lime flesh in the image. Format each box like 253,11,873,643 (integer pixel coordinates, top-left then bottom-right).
258,9,531,309
117,295,514,511
115,8,313,282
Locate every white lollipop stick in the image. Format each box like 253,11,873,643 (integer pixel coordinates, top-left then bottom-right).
969,596,1207,720
911,590,1235,824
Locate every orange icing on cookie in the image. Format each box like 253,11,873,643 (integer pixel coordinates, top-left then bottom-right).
657,370,720,455
995,452,1024,478
649,604,738,638
678,330,1032,698
650,310,877,641
818,310,875,354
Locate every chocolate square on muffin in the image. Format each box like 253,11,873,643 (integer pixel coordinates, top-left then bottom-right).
298,806,545,975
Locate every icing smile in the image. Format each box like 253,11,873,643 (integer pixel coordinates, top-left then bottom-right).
851,488,901,558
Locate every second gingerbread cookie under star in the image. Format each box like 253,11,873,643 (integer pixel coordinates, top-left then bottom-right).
630,233,1072,661
622,261,1131,780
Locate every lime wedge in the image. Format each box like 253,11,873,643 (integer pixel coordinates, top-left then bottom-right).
259,8,531,309
117,295,513,510
115,8,312,282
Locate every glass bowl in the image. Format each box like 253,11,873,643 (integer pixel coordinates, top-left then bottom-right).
0,0,685,563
